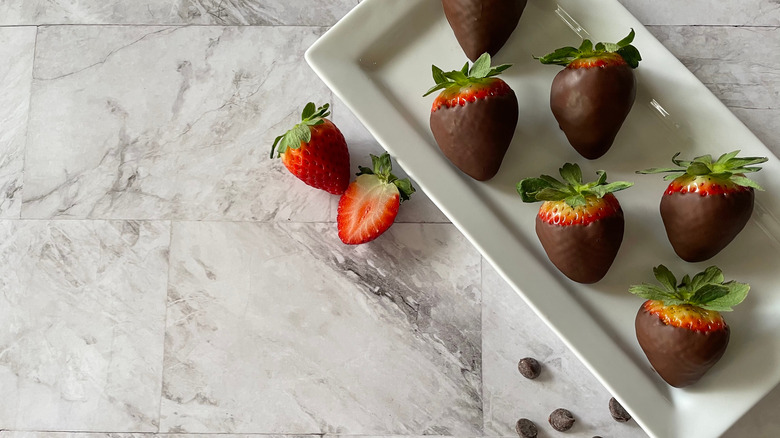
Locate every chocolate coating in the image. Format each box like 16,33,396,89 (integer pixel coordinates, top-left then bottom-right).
430,90,518,181
535,212,624,284
635,305,730,388
442,0,527,61
550,63,636,159
660,190,754,262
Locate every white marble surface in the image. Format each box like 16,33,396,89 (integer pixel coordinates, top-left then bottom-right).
0,221,170,431
0,1,358,25
0,0,779,437
0,27,35,218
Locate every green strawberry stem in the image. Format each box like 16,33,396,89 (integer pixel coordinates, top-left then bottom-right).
536,29,641,68
516,163,633,207
629,265,749,312
637,150,768,190
358,153,416,202
423,53,511,97
270,102,330,159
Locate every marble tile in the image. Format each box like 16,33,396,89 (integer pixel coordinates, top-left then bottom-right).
0,434,314,438
723,384,780,437
23,26,335,221
161,221,482,434
0,0,357,26
0,220,170,431
481,260,647,438
330,98,450,223
0,27,36,218
648,25,780,154
618,0,780,25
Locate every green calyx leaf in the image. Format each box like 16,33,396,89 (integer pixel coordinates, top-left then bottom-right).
423,53,511,97
357,152,416,202
516,163,633,206
535,29,641,68
270,102,330,159
628,264,750,311
636,150,768,190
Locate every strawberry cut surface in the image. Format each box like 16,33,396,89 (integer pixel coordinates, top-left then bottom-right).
538,193,621,226
643,300,726,332
337,174,401,245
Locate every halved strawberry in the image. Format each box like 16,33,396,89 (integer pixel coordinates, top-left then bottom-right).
424,53,518,181
629,265,750,387
337,153,415,245
537,30,641,159
270,102,350,195
517,163,633,283
637,150,768,262
441,0,527,62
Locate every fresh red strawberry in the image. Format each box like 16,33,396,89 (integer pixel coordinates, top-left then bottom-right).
441,0,527,62
629,265,749,387
638,151,768,262
337,153,415,245
517,163,633,283
537,30,641,159
424,53,518,181
270,102,350,194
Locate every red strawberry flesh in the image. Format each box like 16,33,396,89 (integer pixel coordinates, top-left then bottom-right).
567,52,627,69
432,79,512,111
665,175,752,196
281,119,350,195
538,193,621,226
642,300,726,332
337,174,400,245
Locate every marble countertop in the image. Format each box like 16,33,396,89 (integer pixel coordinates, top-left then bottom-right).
0,1,777,437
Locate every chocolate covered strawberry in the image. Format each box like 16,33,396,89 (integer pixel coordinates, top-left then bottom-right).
271,102,350,194
629,265,749,387
425,53,518,181
517,163,633,283
442,0,527,62
638,151,768,262
337,153,415,245
537,30,641,159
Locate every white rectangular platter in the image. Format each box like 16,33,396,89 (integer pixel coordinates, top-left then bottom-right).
305,1,780,437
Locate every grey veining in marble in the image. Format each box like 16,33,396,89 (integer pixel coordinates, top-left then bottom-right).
0,27,35,218
23,25,334,221
331,98,450,223
161,221,481,434
0,0,357,26
0,220,170,431
618,0,780,26
0,0,778,437
481,261,648,438
647,26,780,155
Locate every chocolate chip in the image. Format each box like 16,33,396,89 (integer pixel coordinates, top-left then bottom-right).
609,397,632,422
548,408,575,431
517,357,541,379
515,418,538,438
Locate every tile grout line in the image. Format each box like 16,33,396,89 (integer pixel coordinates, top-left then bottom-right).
0,23,335,28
